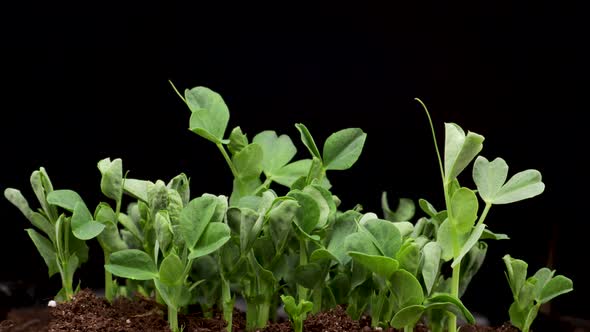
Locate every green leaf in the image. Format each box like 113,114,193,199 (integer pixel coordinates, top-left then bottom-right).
444,123,484,181
253,131,297,175
26,228,59,277
389,270,425,311
232,143,264,180
228,126,248,155
518,279,537,309
155,211,173,254
288,190,321,234
154,278,181,311
508,302,527,330
105,249,158,280
46,190,84,212
422,242,441,295
71,202,104,240
97,158,123,201
268,199,298,253
493,170,545,204
451,224,486,268
272,159,312,188
531,268,555,300
310,248,338,262
437,219,467,261
30,168,57,221
227,207,259,252
167,173,190,207
481,229,510,240
159,253,184,285
186,86,230,144
180,196,218,249
539,275,573,303
323,128,367,170
450,188,478,234
382,193,415,222
348,252,399,279
472,156,508,203
302,185,332,230
425,294,475,324
391,305,425,328
95,205,127,253
503,254,528,298
419,198,438,218
345,232,380,256
294,263,324,289
117,213,143,243
397,241,421,276
362,218,402,258
295,123,322,161
123,178,150,202
4,188,55,242
189,222,231,259
326,211,359,265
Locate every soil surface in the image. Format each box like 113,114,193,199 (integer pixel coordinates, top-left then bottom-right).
0,289,566,332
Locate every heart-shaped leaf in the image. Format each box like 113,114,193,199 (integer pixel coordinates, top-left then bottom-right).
272,159,312,188
362,218,402,258
472,156,508,203
253,131,297,175
389,270,425,311
186,86,230,144
288,190,321,234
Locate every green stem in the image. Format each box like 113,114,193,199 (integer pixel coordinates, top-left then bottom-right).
416,98,445,186
104,250,114,302
312,287,322,314
294,319,304,332
448,262,462,332
254,176,273,195
371,291,386,328
245,297,258,332
475,202,492,228
298,240,309,302
257,299,271,328
168,305,179,332
404,326,413,332
216,143,239,178
221,275,234,331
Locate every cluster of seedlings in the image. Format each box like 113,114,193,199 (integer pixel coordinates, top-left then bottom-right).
5,85,573,332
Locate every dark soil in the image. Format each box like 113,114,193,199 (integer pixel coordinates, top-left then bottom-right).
0,289,573,331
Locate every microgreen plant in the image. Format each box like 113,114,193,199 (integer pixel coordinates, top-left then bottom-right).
4,85,574,332
4,168,99,301
503,255,573,332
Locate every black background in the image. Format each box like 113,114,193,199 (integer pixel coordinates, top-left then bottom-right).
1,1,588,325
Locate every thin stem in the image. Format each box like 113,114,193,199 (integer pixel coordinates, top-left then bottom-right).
404,326,413,332
415,98,445,185
168,80,187,104
245,297,258,332
298,240,309,302
475,202,492,228
104,250,114,302
254,176,273,195
448,262,462,332
257,299,271,328
216,143,239,178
